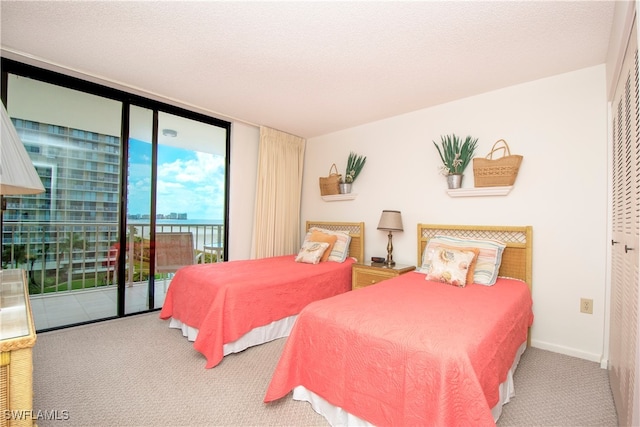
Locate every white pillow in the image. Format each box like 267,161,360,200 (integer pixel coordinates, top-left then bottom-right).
295,241,330,264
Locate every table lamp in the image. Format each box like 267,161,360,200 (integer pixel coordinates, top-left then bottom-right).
377,210,403,266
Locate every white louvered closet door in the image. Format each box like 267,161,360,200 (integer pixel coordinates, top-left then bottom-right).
610,17,639,427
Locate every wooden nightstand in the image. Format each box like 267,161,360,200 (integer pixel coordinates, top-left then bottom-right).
351,262,416,290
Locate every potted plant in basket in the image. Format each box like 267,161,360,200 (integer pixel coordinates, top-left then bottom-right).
340,151,366,194
433,134,478,189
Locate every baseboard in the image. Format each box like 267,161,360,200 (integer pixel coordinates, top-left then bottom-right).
599,357,609,369
531,339,603,365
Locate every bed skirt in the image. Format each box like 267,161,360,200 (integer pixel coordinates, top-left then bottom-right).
167,315,297,356
291,341,528,426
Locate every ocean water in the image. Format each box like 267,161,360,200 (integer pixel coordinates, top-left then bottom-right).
129,218,223,225
127,219,224,252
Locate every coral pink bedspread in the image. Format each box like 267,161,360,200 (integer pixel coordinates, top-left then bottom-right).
264,272,533,426
159,255,354,368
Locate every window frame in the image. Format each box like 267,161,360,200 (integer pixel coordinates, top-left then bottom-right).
1,57,231,318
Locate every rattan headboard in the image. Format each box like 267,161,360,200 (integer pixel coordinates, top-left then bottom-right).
417,224,533,292
306,221,365,263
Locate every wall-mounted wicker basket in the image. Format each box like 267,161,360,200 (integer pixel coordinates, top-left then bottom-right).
319,163,341,195
473,139,523,187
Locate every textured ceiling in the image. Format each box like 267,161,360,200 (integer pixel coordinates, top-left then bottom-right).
1,1,616,138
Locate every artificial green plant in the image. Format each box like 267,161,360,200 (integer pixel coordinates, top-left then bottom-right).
433,134,478,175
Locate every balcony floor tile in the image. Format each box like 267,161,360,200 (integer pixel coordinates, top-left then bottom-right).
29,281,168,331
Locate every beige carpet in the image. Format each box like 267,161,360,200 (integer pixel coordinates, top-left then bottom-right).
31,312,618,427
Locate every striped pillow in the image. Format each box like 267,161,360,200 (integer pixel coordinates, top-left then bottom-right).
420,235,506,285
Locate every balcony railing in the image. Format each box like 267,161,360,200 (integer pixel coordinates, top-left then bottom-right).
0,221,224,295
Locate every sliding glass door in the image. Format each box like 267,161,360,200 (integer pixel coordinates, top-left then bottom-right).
2,58,230,330
3,74,123,329
125,108,228,315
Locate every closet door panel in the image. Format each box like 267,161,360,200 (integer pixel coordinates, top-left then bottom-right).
610,18,639,427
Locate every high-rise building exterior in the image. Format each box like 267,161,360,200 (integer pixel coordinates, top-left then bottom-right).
1,117,120,286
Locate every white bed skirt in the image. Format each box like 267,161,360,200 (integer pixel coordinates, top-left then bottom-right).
292,341,528,426
167,315,297,356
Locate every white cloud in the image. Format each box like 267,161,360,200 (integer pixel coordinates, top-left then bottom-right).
154,152,225,220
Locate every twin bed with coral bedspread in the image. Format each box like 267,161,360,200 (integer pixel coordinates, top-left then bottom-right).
264,224,533,426
159,221,364,368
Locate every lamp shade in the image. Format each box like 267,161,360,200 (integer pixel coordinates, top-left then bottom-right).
377,210,403,231
0,103,45,195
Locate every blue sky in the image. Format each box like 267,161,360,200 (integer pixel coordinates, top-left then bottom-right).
127,139,225,221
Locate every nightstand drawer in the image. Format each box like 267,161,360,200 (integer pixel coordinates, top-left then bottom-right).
354,270,392,289
351,263,415,290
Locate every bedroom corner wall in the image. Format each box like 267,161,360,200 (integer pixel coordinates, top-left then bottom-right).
301,65,608,363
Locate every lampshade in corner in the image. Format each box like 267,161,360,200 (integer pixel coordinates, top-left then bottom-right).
0,103,45,195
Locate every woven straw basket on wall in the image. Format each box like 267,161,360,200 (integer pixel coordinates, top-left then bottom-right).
319,163,342,195
473,139,522,187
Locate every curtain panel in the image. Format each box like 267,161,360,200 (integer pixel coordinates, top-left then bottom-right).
251,127,305,258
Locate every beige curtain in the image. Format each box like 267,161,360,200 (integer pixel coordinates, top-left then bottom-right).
251,126,305,258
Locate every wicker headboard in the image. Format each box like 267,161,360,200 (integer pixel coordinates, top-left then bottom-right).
417,224,533,292
306,221,365,263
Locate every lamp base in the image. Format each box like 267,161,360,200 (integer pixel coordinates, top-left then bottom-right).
385,230,395,267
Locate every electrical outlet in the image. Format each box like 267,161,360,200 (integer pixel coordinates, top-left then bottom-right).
580,298,593,314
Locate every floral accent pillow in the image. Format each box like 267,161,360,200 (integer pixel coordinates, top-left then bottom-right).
420,235,506,285
295,241,330,264
425,246,478,287
422,244,479,285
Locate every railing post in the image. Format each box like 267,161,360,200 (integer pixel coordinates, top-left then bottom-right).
128,224,135,286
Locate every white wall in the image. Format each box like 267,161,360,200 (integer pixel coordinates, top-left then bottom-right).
300,65,609,362
227,121,259,261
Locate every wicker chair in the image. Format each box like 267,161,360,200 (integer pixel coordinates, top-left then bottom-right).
155,232,196,292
